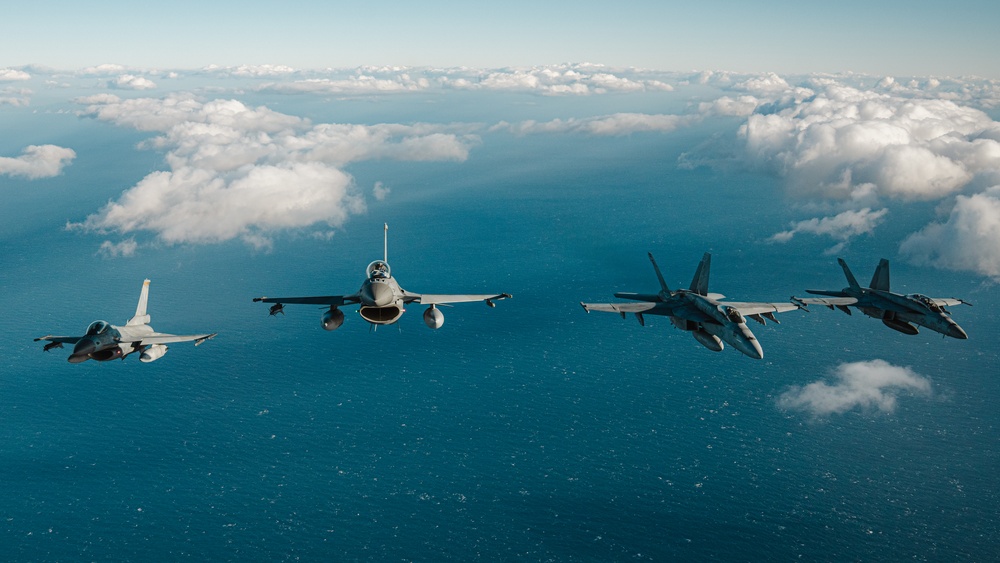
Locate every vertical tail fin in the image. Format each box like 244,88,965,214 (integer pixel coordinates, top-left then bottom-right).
383,223,388,263
127,279,151,326
689,253,711,296
837,258,861,290
869,258,890,291
647,253,671,297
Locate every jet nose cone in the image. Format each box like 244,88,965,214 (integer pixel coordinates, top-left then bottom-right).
370,282,394,307
949,324,968,339
70,338,96,362
73,339,95,356
735,328,764,359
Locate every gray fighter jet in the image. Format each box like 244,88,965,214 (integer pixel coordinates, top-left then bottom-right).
253,224,511,331
581,252,799,359
35,279,217,363
792,258,970,339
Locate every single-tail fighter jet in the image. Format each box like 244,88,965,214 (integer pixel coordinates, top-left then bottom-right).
581,253,799,359
253,224,511,331
792,258,970,339
35,279,217,363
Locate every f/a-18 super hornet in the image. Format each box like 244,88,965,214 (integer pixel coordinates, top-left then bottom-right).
253,224,511,331
792,258,970,339
34,279,217,363
580,252,800,359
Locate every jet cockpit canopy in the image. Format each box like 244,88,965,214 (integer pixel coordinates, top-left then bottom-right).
366,260,391,280
722,306,745,324
909,293,943,312
86,320,111,335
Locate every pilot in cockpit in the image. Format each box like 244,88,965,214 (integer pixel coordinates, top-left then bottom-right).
86,321,110,336
368,261,390,280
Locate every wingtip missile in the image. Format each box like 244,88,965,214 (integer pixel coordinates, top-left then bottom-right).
790,296,810,311
194,333,218,346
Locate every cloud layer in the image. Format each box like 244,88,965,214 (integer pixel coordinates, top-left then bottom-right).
900,186,1000,278
0,145,76,179
493,113,696,136
72,94,479,248
738,83,997,203
769,207,888,254
778,359,932,416
256,64,676,97
702,75,1000,274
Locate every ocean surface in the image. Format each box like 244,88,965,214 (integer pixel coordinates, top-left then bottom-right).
1,89,998,561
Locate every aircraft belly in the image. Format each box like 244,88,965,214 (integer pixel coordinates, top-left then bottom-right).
859,306,883,319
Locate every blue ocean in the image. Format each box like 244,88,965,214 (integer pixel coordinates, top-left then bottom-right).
1,84,998,561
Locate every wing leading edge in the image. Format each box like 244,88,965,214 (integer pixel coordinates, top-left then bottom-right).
403,292,512,306
132,333,218,346
253,295,360,306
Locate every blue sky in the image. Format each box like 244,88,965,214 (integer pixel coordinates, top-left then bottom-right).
4,0,999,77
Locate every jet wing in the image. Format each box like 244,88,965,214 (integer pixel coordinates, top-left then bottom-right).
928,297,969,307
253,295,360,306
794,296,859,307
403,292,511,306
130,333,218,346
34,335,82,344
581,300,715,322
723,302,801,315
580,302,659,314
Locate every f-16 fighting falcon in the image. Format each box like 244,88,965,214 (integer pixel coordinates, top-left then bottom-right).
34,279,217,363
792,258,970,339
581,252,799,359
253,224,511,331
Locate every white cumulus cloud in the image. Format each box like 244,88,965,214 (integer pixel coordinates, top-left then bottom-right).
698,95,760,117
738,83,999,203
98,238,138,258
260,74,430,95
0,86,32,106
0,145,76,179
72,94,479,247
110,74,157,90
778,359,932,417
0,68,30,81
769,207,888,252
899,186,1000,279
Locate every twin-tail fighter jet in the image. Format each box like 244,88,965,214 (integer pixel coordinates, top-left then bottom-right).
792,258,970,339
581,253,799,359
35,279,217,363
253,224,511,331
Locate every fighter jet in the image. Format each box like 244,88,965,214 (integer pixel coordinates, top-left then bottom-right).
581,252,799,359
35,279,217,363
792,258,970,339
253,224,510,331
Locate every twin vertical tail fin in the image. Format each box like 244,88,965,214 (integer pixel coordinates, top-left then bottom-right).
869,258,890,291
837,258,862,291
689,253,711,296
127,279,151,326
647,253,671,298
